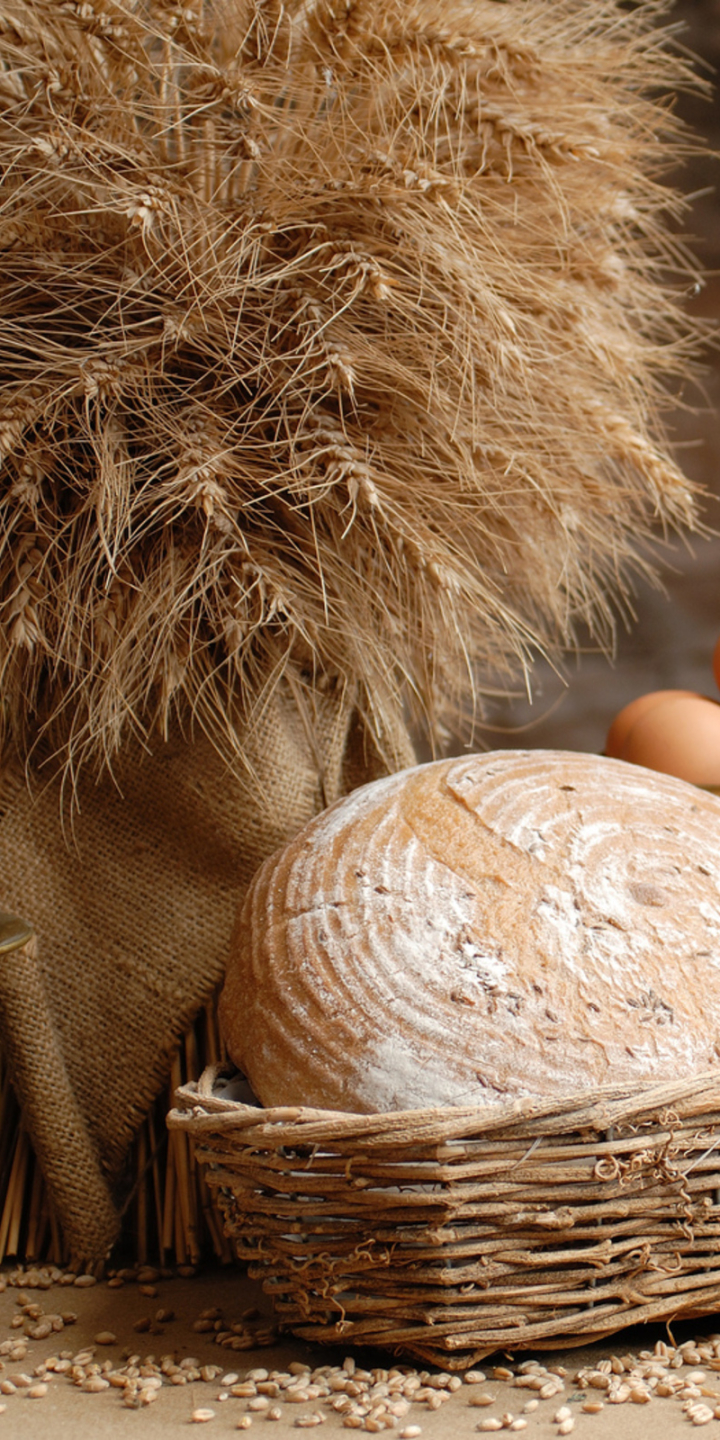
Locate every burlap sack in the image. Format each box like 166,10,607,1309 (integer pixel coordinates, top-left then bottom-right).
0,679,415,1267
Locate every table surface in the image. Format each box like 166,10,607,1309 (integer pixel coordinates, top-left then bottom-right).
2,1262,720,1439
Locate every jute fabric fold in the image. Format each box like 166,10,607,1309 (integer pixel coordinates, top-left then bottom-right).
0,681,414,1265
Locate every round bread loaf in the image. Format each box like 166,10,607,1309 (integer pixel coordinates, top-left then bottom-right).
219,750,720,1112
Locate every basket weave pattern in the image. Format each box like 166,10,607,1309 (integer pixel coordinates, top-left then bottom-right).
170,1067,720,1368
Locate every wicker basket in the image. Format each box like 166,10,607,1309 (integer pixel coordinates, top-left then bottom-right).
169,1065,720,1369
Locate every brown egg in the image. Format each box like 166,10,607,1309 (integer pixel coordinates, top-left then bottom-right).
713,635,720,694
604,689,697,759
616,691,720,786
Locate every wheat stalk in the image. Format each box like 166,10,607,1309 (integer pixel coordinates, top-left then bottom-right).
0,0,706,782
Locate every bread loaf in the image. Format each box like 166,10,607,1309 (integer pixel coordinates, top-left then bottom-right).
219,750,720,1112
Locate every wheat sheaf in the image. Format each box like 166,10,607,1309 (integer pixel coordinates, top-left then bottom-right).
0,0,705,782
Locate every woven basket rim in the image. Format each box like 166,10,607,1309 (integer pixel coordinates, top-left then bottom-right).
169,1062,720,1144
168,1063,720,1367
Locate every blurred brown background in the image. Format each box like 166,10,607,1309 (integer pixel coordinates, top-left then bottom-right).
478,0,720,758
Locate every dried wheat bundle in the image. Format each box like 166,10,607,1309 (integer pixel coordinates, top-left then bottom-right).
0,0,704,778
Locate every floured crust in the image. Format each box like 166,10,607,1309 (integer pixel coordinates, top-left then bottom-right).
220,750,720,1112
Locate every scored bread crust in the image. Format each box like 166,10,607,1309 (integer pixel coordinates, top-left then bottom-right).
219,750,720,1113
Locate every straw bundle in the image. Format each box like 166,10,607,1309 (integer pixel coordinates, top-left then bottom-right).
0,0,704,781
0,998,233,1270
0,0,708,1267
